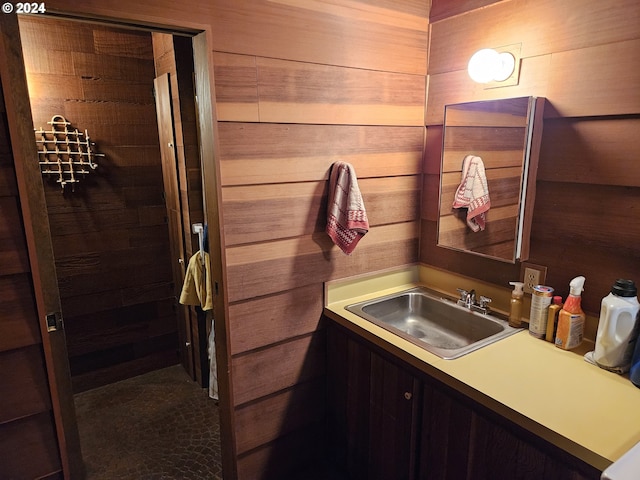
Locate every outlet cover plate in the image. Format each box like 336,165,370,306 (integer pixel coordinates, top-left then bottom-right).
521,263,547,294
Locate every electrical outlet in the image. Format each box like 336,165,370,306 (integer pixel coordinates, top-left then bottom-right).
521,263,547,294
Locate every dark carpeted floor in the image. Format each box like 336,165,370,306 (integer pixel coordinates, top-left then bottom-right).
74,365,222,479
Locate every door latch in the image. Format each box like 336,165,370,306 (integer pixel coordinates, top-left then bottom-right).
46,312,63,332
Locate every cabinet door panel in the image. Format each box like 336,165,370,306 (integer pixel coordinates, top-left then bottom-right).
419,384,473,479
369,352,417,480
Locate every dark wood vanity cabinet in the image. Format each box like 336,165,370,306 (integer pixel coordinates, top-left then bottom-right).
326,321,601,480
327,323,420,480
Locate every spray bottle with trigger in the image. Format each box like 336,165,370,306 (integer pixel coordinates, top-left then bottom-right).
555,276,586,350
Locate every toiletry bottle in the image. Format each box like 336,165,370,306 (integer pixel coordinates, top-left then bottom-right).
555,276,586,350
593,279,640,371
545,296,563,342
529,285,553,339
509,281,524,328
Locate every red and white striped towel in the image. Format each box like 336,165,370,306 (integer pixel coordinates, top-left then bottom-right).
452,155,491,232
326,161,369,254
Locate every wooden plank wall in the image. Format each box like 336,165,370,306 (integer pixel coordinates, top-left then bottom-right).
422,0,640,317
211,3,428,478
19,16,179,392
0,79,62,479
22,0,428,478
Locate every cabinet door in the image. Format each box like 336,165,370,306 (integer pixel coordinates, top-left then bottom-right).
327,324,419,480
369,351,420,480
418,380,601,480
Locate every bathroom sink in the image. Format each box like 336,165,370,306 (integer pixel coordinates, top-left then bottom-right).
345,287,521,359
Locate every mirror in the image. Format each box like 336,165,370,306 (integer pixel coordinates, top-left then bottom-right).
437,96,545,263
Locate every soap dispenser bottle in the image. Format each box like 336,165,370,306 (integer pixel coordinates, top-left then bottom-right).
509,281,524,328
555,276,586,350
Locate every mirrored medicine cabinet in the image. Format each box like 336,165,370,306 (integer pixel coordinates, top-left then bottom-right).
437,96,545,263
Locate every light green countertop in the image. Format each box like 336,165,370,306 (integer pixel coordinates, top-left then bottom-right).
324,265,640,471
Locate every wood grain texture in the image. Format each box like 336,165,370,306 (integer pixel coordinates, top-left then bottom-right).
0,411,62,479
430,0,501,22
428,0,639,75
255,57,425,126
232,333,325,406
213,53,425,124
228,283,323,355
236,425,326,480
0,345,52,423
0,274,42,352
0,196,30,275
422,0,640,317
426,1,640,123
222,175,420,245
218,122,424,185
538,117,640,187
210,0,428,76
226,222,419,302
234,379,326,455
213,52,259,122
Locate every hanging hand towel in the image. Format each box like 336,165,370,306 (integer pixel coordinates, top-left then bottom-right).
326,161,369,254
452,155,491,232
179,251,213,311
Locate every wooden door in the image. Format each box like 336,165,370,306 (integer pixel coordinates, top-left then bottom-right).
327,323,419,480
153,73,194,380
0,13,83,479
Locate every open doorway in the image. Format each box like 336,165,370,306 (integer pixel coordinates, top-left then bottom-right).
18,14,209,391
16,13,221,476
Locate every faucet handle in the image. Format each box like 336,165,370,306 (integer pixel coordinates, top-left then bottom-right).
479,296,492,308
456,288,469,300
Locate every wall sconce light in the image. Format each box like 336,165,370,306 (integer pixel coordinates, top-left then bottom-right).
468,48,516,83
467,44,522,88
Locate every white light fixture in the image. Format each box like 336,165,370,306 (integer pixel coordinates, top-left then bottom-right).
468,48,516,83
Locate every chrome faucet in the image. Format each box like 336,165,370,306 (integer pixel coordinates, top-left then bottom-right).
456,288,492,314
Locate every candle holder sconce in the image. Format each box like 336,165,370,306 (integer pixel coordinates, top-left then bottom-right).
35,115,104,191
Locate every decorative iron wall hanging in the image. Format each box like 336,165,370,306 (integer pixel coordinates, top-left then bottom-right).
35,115,103,191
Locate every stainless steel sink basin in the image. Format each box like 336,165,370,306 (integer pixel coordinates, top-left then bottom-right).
345,287,521,359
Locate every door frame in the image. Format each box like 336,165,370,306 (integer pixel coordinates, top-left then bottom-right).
1,12,234,480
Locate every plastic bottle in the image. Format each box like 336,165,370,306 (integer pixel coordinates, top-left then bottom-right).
508,281,524,328
545,296,563,342
555,276,586,350
593,279,640,371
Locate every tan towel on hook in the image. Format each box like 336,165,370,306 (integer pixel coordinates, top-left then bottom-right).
452,155,491,232
326,161,369,255
179,251,213,311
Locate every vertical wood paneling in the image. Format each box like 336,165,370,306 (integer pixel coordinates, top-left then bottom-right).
423,0,640,315
20,16,178,391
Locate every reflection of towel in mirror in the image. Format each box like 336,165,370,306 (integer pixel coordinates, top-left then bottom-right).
326,161,369,254
179,251,213,311
452,155,490,232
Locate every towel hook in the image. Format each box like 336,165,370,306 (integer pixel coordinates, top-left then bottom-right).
192,223,205,265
